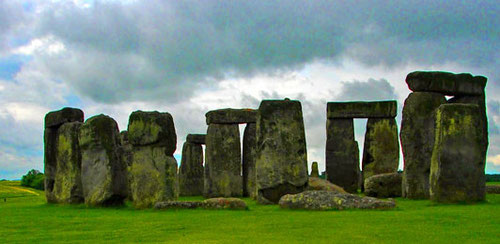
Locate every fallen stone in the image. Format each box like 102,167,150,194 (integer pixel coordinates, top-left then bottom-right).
186,134,206,144
242,123,257,198
205,108,257,125
364,173,402,198
45,107,84,128
406,71,487,96
255,99,308,204
326,118,360,193
202,198,248,210
279,191,396,210
79,114,127,206
362,118,399,183
327,101,397,119
310,162,320,178
154,201,202,209
179,142,204,196
127,111,177,154
307,177,347,193
401,92,447,199
204,123,242,197
430,104,487,203
486,185,500,194
45,122,84,204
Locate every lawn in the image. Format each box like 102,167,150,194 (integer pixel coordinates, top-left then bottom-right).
1,181,499,243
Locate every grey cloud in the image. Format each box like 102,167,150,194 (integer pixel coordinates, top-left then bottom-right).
488,100,500,135
0,2,26,54
335,78,398,101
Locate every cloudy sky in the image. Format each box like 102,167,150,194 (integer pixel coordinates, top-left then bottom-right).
0,0,499,179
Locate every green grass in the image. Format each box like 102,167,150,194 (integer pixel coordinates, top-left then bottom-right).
1,181,499,243
486,181,500,185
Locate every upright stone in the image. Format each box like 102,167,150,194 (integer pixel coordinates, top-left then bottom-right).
362,118,399,183
204,123,242,197
430,104,486,203
310,162,320,178
401,92,446,199
79,114,127,206
120,131,134,200
326,118,359,193
243,123,257,198
255,99,308,204
179,142,204,196
44,107,84,204
127,111,178,208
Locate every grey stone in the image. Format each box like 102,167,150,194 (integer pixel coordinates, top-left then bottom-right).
202,198,248,210
45,107,84,128
243,123,257,198
326,118,360,193
179,142,204,196
307,177,346,193
127,111,177,154
79,114,127,206
154,201,202,209
327,101,397,119
255,99,308,204
362,118,399,183
45,122,84,204
310,162,320,178
406,71,486,96
430,104,487,203
186,134,206,144
401,92,446,199
364,173,402,198
486,185,500,194
205,108,257,125
279,191,396,210
204,123,242,198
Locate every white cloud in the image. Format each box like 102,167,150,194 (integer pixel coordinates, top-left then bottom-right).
13,36,65,55
487,154,500,166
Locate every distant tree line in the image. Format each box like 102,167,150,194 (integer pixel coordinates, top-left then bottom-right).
486,174,500,182
20,169,44,190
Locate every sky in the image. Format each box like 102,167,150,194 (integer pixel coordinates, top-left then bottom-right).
0,0,499,179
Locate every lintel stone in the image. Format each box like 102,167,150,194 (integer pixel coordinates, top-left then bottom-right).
406,71,486,96
206,108,257,125
327,101,397,119
186,134,206,144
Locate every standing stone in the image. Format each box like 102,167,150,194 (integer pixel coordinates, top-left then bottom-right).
430,104,486,203
44,107,84,204
204,123,242,197
364,172,402,198
362,118,399,183
326,118,360,193
79,114,127,206
120,131,134,200
401,92,446,199
179,142,204,196
310,162,320,178
243,123,257,198
127,111,178,208
255,99,308,204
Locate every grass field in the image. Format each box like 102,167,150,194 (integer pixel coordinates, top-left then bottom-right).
1,181,499,243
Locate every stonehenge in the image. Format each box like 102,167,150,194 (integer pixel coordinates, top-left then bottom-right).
326,101,398,193
42,70,489,208
255,99,309,204
402,71,488,202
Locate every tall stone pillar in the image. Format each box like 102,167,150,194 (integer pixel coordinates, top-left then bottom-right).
179,141,204,196
243,123,257,198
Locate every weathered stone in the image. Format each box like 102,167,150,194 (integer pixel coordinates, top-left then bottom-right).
120,131,134,201
430,104,487,203
205,108,257,125
255,99,308,204
401,92,447,199
45,122,84,204
327,101,397,119
307,177,346,193
127,111,176,154
45,107,84,128
186,134,206,144
279,191,396,210
406,71,487,96
179,142,204,196
129,147,178,208
362,118,399,183
364,173,402,198
310,162,320,178
154,201,203,209
202,198,248,210
204,123,242,198
242,123,257,198
326,118,360,193
79,114,127,206
486,185,500,194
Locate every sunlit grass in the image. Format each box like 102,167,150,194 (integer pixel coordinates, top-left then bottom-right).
1,181,499,243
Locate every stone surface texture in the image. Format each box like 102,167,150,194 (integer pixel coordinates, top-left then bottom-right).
406,71,487,96
364,173,402,198
179,142,204,196
310,162,320,178
279,191,396,210
242,123,257,198
327,101,397,119
205,108,257,125
186,134,206,144
307,177,346,193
